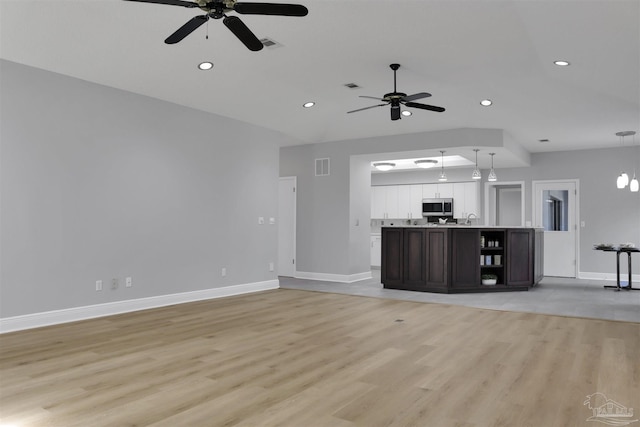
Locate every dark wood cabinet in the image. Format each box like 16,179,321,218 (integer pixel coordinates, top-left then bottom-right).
506,229,533,286
425,228,449,289
381,226,542,293
403,228,427,287
450,228,481,288
381,228,403,288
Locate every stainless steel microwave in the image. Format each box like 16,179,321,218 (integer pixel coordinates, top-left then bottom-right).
422,198,453,217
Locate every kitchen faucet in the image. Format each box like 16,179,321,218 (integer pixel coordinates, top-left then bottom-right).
465,213,477,225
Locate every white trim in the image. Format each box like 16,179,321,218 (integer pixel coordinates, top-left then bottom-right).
0,280,279,334
295,271,372,283
579,271,640,282
278,176,297,278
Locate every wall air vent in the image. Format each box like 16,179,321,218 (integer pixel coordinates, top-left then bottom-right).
315,158,330,176
260,37,282,49
344,83,360,89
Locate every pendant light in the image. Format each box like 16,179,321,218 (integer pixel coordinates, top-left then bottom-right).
630,132,639,192
471,149,481,180
488,153,497,182
616,131,635,189
438,151,447,181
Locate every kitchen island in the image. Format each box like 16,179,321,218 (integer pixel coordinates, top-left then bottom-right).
382,226,543,293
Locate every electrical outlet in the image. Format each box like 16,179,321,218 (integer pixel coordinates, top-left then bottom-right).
221,267,227,277
269,262,274,272
96,280,103,291
111,278,119,290
258,217,265,225
125,277,132,287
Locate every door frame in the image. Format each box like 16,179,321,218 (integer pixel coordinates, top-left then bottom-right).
532,179,580,278
278,176,297,277
483,181,525,226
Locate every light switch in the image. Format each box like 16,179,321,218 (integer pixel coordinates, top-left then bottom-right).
269,217,275,225
581,221,585,228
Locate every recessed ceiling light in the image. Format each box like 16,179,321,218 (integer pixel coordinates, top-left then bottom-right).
198,62,213,70
401,110,412,117
554,60,570,66
480,99,492,106
303,102,315,108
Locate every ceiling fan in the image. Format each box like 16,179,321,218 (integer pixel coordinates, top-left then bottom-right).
123,0,308,51
347,63,445,121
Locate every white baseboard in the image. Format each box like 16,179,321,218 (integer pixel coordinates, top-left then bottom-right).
0,280,279,334
294,271,372,283
579,271,640,282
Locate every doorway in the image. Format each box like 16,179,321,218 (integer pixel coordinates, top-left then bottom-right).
278,177,296,277
533,180,579,278
484,181,525,226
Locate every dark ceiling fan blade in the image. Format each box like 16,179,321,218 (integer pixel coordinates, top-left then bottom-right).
402,92,432,102
347,104,386,114
359,96,387,102
223,16,264,51
404,102,446,112
123,0,198,8
233,2,309,16
165,15,208,44
391,104,401,120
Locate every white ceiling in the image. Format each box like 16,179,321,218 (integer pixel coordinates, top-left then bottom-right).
1,0,639,167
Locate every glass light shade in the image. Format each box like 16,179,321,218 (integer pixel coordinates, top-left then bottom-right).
472,167,482,180
630,176,639,192
373,162,395,171
488,168,497,182
621,172,629,187
415,159,437,168
438,171,447,182
617,174,627,188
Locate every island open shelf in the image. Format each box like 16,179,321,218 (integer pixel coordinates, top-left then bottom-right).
381,226,543,293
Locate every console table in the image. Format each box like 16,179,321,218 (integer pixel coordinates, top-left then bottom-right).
595,247,640,291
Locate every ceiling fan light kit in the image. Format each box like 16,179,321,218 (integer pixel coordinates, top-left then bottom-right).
123,0,308,51
347,64,445,121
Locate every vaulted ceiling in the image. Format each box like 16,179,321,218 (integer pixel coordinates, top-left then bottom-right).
2,0,639,162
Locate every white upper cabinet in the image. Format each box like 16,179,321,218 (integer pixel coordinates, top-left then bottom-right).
397,184,423,219
372,182,479,220
371,185,400,219
453,181,480,219
422,183,453,199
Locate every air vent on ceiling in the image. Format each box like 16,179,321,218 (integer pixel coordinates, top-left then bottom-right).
344,83,360,89
260,37,282,49
315,158,330,176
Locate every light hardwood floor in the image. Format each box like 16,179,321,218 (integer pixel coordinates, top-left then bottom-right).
1,289,638,427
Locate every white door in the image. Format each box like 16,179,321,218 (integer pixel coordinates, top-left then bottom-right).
278,177,296,277
533,180,578,277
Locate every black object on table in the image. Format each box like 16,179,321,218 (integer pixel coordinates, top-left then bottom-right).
594,247,640,291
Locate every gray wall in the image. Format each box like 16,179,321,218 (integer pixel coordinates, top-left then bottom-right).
281,132,640,277
280,128,509,276
1,60,288,318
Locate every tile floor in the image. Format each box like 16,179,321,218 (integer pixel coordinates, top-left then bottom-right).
279,270,640,323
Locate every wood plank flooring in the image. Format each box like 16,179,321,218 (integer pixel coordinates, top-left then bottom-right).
1,289,638,427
